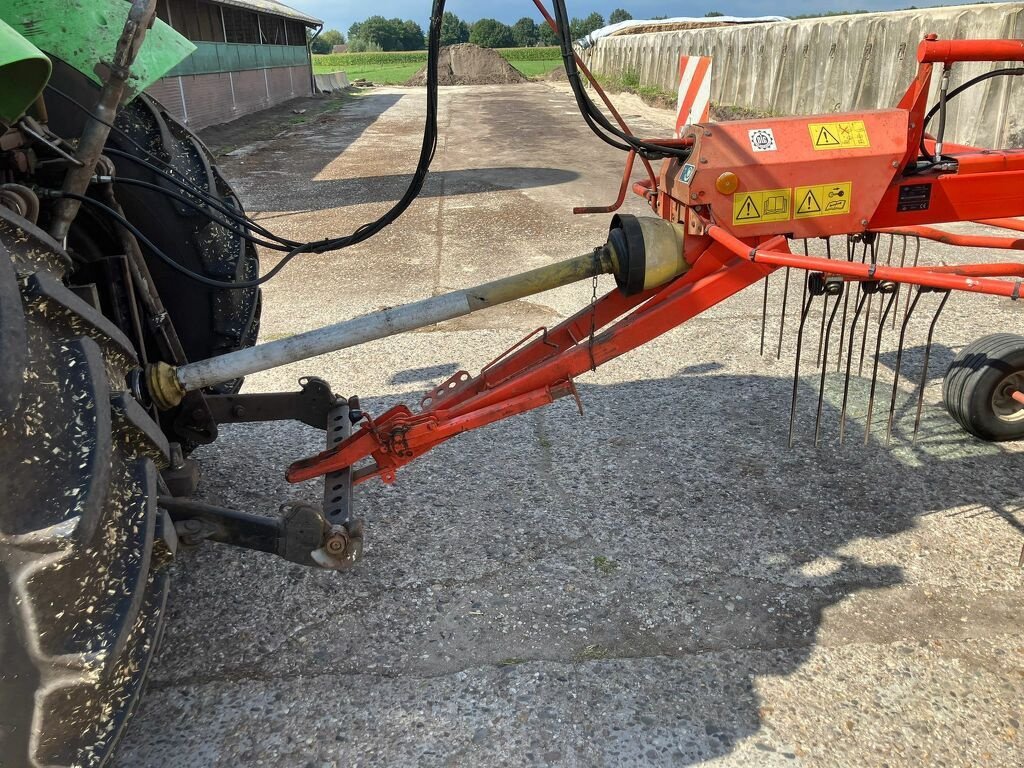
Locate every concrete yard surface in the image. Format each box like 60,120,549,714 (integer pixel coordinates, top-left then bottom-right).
116,84,1024,767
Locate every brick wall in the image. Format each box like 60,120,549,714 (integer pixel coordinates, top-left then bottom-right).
145,64,312,129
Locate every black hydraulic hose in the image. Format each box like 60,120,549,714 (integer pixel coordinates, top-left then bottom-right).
107,176,292,251
918,66,1024,162
58,192,308,289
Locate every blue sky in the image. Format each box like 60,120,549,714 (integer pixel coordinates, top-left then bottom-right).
288,0,964,36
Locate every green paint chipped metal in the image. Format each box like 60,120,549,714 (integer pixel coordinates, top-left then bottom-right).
0,0,195,98
0,18,50,122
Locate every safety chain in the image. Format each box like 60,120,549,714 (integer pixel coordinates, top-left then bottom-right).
588,250,599,371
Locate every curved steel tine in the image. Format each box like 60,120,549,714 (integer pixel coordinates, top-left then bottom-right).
836,234,857,371
776,267,791,360
864,289,899,445
885,287,923,446
913,290,951,444
790,285,818,448
816,238,833,367
904,235,921,328
760,274,770,356
858,236,877,376
839,287,870,445
893,235,908,329
879,235,895,325
815,283,844,446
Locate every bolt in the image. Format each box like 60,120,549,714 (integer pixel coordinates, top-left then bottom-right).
891,160,899,168
325,533,347,555
700,157,708,164
232,405,246,418
861,219,869,227
690,193,698,200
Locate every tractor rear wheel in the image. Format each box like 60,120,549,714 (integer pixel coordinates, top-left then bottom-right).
943,333,1024,441
0,210,173,767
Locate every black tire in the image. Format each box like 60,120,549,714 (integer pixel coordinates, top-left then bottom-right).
46,60,262,393
943,333,1024,441
109,93,262,391
0,209,174,767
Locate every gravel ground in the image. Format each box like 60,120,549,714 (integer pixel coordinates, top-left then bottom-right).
116,84,1024,767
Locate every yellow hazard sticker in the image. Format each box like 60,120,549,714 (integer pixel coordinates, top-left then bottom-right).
732,188,791,225
794,182,852,218
807,120,870,150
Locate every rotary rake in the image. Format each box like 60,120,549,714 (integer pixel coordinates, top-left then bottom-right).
147,30,1024,570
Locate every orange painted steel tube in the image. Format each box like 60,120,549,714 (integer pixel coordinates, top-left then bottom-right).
918,39,1024,64
876,225,1024,251
705,224,1024,299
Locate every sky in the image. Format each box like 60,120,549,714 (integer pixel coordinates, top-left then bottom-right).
287,0,965,36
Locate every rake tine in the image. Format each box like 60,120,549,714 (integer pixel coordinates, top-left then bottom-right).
835,235,857,372
760,274,769,356
815,279,844,446
879,235,895,326
885,287,923,446
912,290,951,443
815,239,833,367
789,279,820,448
858,236,877,376
776,267,791,360
864,286,899,445
839,284,871,445
892,236,908,329
903,235,922,328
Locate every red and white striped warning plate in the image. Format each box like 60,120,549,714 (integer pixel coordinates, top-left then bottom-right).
675,55,712,137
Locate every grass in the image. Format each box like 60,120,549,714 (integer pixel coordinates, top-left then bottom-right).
327,63,422,83
312,47,562,83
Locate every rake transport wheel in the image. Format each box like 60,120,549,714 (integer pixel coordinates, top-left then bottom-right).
0,210,173,768
943,333,1024,441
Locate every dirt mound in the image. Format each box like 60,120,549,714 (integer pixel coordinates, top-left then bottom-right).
406,44,527,86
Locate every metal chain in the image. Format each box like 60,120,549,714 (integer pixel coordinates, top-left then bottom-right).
588,262,599,371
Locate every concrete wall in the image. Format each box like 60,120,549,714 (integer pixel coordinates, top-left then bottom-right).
314,71,351,93
580,3,1024,147
145,64,312,129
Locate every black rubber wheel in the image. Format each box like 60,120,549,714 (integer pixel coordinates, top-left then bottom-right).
46,60,262,393
109,92,262,390
0,209,174,768
943,333,1024,441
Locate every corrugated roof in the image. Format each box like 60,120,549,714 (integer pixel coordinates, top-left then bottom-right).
214,0,322,26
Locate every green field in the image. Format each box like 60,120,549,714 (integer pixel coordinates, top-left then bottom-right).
313,47,561,83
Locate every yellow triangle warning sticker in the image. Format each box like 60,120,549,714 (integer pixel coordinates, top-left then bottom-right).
814,126,841,147
796,189,821,215
735,195,761,220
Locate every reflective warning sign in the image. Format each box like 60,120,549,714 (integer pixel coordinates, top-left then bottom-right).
732,187,791,225
807,120,870,150
794,182,852,219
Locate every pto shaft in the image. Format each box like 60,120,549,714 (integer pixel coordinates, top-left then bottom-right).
146,215,688,410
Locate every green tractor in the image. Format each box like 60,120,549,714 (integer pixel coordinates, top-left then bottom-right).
0,2,261,764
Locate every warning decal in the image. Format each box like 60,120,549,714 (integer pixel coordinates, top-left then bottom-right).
732,188,791,226
794,182,852,219
807,120,870,150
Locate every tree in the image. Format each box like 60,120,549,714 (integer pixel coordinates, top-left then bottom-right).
401,19,425,50
348,16,424,51
440,11,470,45
609,8,632,24
571,12,604,40
470,18,514,48
537,20,558,46
705,11,725,17
311,28,344,54
511,17,538,47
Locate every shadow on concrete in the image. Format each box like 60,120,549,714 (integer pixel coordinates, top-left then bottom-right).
298,167,580,210
129,342,1024,766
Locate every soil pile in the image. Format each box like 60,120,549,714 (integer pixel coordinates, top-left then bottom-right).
406,44,527,86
